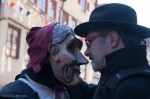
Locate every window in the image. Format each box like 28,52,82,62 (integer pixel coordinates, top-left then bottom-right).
39,0,47,13
62,11,69,24
24,43,29,63
5,24,21,59
87,2,89,11
49,0,57,19
80,0,86,12
93,72,100,84
0,0,2,15
28,0,37,4
30,0,35,3
80,65,86,80
147,43,150,64
95,0,97,8
71,18,77,29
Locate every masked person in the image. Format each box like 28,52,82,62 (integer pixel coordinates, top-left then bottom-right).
0,23,93,99
74,3,150,99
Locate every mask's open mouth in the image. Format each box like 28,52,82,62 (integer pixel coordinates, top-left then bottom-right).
73,67,81,75
63,65,81,82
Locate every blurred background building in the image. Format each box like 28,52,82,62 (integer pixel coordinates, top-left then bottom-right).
0,0,99,88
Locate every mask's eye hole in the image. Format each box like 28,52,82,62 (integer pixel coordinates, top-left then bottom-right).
68,43,77,53
76,39,83,50
67,38,81,53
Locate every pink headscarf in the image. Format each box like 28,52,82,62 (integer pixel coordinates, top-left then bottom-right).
26,22,57,73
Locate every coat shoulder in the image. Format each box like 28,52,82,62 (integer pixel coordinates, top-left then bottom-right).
113,76,150,99
67,81,97,99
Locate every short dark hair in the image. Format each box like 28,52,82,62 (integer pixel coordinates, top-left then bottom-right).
95,28,145,47
115,29,145,46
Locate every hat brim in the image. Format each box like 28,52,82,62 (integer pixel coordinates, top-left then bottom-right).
74,21,150,39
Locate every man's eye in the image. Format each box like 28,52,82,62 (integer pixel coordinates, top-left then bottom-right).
85,41,91,48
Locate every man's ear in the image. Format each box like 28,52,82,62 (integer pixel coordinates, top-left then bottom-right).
108,31,119,48
48,43,59,62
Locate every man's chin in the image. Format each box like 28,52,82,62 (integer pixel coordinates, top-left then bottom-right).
92,63,98,72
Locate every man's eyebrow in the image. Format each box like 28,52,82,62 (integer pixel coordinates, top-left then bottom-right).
85,34,96,41
85,35,93,41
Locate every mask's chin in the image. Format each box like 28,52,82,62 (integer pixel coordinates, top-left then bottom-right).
55,65,83,86
62,68,83,86
64,74,83,86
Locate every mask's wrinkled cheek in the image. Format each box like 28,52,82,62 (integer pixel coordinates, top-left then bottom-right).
62,65,73,82
67,66,73,82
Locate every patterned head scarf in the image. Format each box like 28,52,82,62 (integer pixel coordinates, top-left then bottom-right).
26,23,77,73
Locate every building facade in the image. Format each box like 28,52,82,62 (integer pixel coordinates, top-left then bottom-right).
0,0,99,87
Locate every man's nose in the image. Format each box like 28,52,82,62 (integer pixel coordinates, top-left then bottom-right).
77,51,89,65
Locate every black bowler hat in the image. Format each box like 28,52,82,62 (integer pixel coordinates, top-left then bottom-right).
74,3,150,39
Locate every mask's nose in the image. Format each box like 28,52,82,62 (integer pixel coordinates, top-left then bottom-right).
77,51,89,65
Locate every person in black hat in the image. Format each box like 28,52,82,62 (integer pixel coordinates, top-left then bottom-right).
74,3,150,99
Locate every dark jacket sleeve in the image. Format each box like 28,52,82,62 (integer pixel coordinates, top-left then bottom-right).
67,81,97,99
0,80,39,99
113,76,150,99
79,81,97,99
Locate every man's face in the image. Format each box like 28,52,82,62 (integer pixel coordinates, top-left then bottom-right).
50,33,88,86
84,32,107,72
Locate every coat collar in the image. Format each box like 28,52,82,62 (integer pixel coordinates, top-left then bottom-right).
100,45,149,83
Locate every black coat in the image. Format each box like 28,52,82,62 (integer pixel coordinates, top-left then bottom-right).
93,45,150,99
0,79,96,99
0,63,96,99
0,74,96,99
